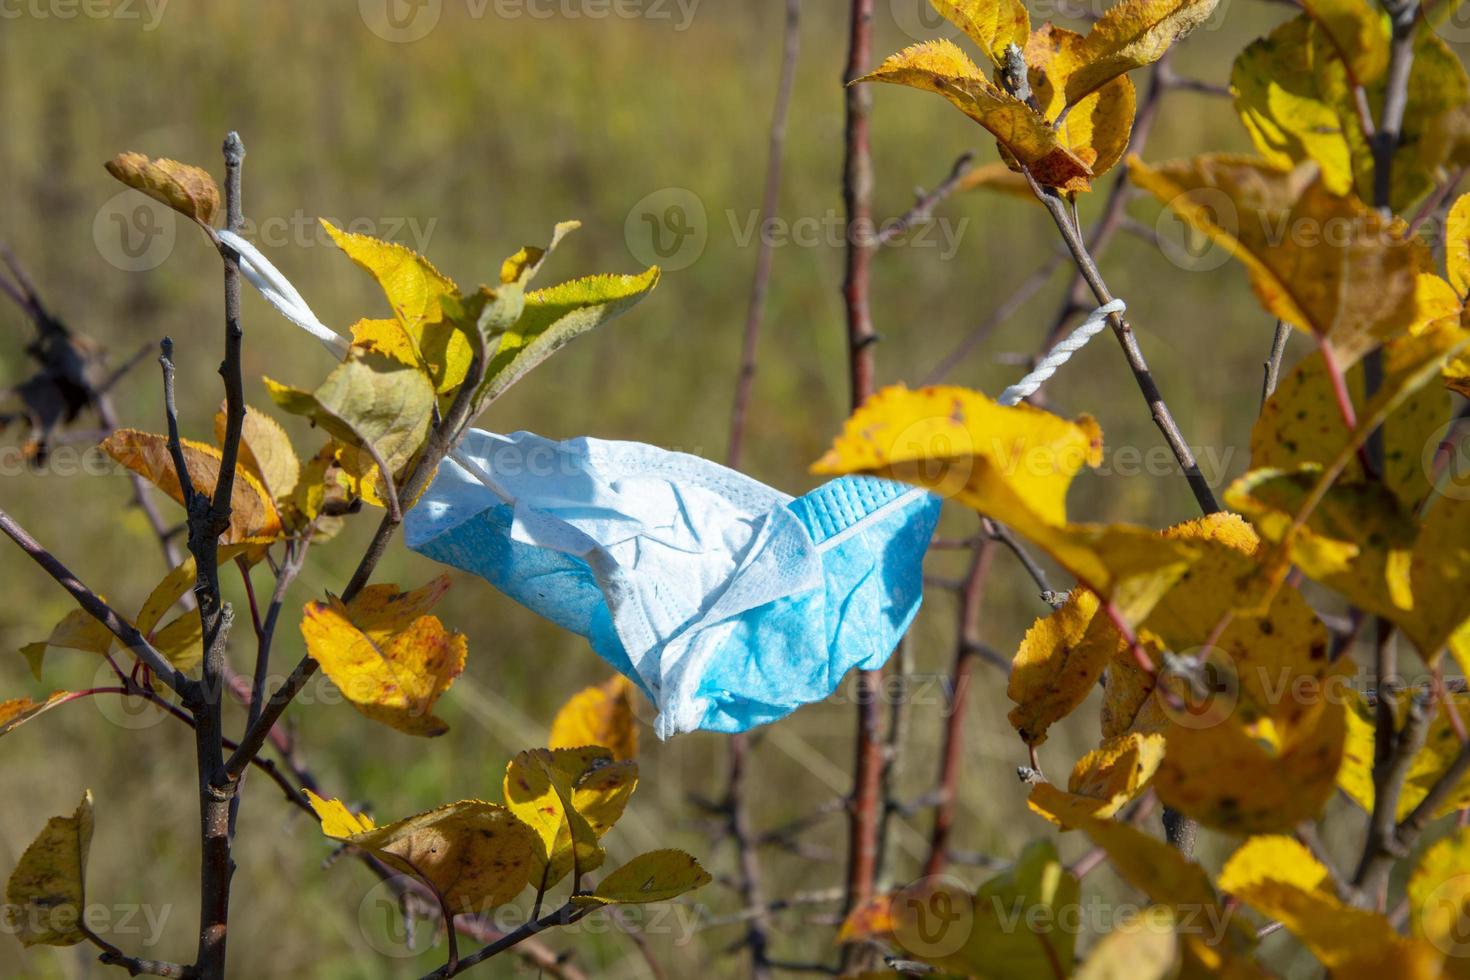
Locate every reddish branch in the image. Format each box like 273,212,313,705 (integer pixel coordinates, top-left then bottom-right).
839,0,886,930
925,537,995,875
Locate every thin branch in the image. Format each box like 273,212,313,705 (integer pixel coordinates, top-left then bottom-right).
419,903,591,980
877,152,974,246
1352,624,1429,902
1261,320,1292,409
922,252,1064,384
924,537,994,876
1020,168,1222,516
0,506,189,693
1371,0,1420,213
728,0,800,475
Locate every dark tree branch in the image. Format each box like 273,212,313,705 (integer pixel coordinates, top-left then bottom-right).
0,507,189,692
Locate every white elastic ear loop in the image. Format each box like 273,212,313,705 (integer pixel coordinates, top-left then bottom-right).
997,298,1125,407
216,230,351,359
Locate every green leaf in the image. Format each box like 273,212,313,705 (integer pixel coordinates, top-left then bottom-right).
477,267,661,407
1230,16,1354,194
265,351,435,501
573,849,711,906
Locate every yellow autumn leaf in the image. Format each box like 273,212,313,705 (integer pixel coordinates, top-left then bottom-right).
1449,193,1470,299
503,748,606,891
214,404,300,508
1230,16,1354,194
1409,827,1470,959
306,792,376,838
857,41,1095,192
1130,155,1430,368
1073,906,1179,980
1318,24,1470,213
572,849,711,906
929,0,1029,68
1403,494,1470,666
550,675,639,761
322,220,470,395
1346,692,1470,820
105,151,219,226
570,757,639,838
342,575,453,645
1298,0,1389,85
1077,817,1258,973
100,429,284,543
1154,700,1347,833
1064,0,1220,107
0,692,75,740
1219,835,1440,974
1026,24,1137,180
19,608,114,680
1252,308,1459,512
813,385,1195,614
1007,589,1123,746
837,892,896,943
306,792,539,913
1027,732,1165,828
1100,639,1169,740
4,790,93,947
301,590,465,737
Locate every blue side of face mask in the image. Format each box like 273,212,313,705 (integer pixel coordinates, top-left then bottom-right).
404,430,941,737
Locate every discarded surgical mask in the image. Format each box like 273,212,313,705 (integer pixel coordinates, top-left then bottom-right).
217,229,943,737
404,430,941,737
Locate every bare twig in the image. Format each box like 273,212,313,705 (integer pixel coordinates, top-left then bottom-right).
1020,169,1221,516
1261,320,1292,409
0,506,189,693
877,152,974,246
728,0,800,476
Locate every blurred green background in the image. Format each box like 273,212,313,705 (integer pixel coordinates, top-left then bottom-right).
0,0,1341,976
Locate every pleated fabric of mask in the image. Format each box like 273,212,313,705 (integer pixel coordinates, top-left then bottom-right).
405,430,941,737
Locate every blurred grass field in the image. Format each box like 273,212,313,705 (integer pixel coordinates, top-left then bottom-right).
0,0,1336,976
